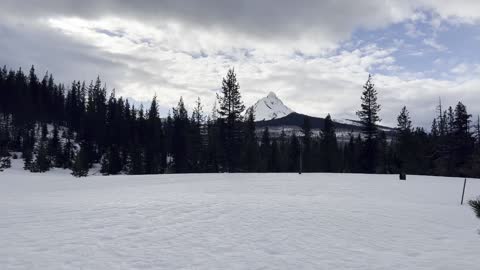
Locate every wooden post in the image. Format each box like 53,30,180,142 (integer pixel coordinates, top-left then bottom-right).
299,152,303,175
298,142,303,175
461,178,467,205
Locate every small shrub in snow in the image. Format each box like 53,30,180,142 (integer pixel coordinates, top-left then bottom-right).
71,148,89,178
0,156,11,170
31,142,51,173
469,198,480,219
23,150,33,170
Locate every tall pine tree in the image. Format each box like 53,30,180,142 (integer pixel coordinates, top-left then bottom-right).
356,75,381,173
320,114,339,172
216,68,245,172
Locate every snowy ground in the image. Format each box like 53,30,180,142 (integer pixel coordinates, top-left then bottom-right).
1,166,479,269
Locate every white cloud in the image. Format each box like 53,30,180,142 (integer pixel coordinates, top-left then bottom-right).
418,0,480,23
43,17,398,114
423,38,447,51
451,63,468,74
39,16,480,127
1,0,480,128
0,0,417,53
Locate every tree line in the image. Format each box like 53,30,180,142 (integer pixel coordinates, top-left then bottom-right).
0,65,479,178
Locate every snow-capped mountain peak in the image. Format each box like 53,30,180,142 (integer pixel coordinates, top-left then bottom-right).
250,92,294,121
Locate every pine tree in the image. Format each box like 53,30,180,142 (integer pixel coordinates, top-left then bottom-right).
172,97,190,173
190,97,205,172
100,146,122,175
41,123,48,141
288,134,300,172
62,129,75,169
353,134,364,173
269,139,280,172
126,145,144,175
431,118,439,137
320,114,339,172
48,124,63,167
343,134,356,173
204,101,222,173
453,102,471,136
356,74,381,173
411,127,434,175
278,129,289,172
397,106,412,133
395,106,412,173
452,102,474,175
474,115,480,145
216,68,245,172
28,66,40,115
0,117,10,170
0,117,11,170
260,127,271,172
206,116,221,173
377,131,389,173
242,108,258,172
436,98,447,136
72,145,89,177
432,100,451,176
301,116,312,172
144,96,164,174
465,115,480,177
163,111,174,171
23,149,33,170
444,107,453,135
32,141,50,172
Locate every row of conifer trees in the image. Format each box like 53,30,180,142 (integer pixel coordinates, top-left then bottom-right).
0,65,479,177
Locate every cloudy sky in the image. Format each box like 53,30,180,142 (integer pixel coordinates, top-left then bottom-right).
1,0,480,127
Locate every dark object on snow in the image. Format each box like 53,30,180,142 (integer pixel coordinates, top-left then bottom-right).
399,172,406,180
461,178,467,205
468,198,480,219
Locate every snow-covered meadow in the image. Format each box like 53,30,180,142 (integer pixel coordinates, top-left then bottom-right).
1,166,479,269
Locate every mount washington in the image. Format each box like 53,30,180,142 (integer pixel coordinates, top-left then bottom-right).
249,92,394,139
250,92,294,121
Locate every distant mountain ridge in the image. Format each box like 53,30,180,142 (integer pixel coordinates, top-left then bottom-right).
256,112,362,131
250,92,395,136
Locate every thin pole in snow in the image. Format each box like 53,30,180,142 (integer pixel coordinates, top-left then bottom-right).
299,141,303,175
299,152,303,175
461,178,467,205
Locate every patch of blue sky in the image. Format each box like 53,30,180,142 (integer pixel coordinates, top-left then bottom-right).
347,14,480,79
